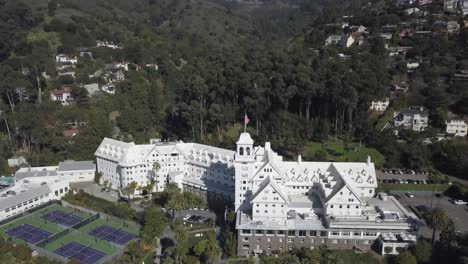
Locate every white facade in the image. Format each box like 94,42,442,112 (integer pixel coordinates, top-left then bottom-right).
57,160,96,182
94,138,235,197
233,133,419,256
370,98,390,111
96,40,122,49
393,107,428,131
0,176,69,221
55,54,78,65
50,88,73,106
446,120,467,137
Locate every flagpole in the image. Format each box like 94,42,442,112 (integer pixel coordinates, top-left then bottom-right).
244,116,246,133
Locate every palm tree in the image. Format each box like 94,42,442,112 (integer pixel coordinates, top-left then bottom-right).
173,224,188,262
429,207,449,245
440,219,458,251
167,191,188,218
125,181,138,199
152,162,161,191
140,236,158,252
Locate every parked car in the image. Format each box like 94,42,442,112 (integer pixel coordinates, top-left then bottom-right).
453,199,467,205
405,192,414,198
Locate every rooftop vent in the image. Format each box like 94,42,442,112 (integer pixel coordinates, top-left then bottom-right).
41,182,47,185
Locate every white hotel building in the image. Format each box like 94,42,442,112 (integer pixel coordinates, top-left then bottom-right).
94,134,419,256
94,138,235,198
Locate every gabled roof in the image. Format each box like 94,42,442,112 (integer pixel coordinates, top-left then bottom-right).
325,182,362,204
250,176,288,204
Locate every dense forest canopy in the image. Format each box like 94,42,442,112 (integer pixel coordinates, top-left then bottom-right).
0,0,466,180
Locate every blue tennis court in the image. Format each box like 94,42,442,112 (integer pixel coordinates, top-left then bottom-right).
41,210,83,227
6,224,52,244
54,241,106,264
89,225,136,245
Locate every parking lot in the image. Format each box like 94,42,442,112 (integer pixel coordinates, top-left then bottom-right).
377,169,430,181
391,191,468,234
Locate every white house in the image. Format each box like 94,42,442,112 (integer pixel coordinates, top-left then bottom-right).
393,107,428,131
8,156,28,168
446,120,467,137
55,54,78,65
50,87,73,106
370,98,390,112
0,175,69,221
325,35,341,45
96,40,122,49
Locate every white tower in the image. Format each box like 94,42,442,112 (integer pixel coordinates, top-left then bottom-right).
234,132,255,211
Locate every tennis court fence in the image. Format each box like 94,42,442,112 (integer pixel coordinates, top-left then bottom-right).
61,200,141,231
29,243,69,263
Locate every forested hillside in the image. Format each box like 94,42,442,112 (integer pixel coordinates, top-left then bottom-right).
0,0,467,180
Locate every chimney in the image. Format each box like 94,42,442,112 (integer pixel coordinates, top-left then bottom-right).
298,155,302,165
265,142,271,150
367,155,371,166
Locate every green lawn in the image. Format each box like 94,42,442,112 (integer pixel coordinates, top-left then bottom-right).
302,138,386,168
378,183,450,192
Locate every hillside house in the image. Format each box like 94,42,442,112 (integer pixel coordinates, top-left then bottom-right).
393,106,429,131
370,98,390,112
446,120,467,137
50,87,73,106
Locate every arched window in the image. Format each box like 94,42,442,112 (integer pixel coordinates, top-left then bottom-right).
239,147,244,155
246,147,251,155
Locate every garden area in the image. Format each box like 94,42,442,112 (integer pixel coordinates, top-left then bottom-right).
302,137,386,168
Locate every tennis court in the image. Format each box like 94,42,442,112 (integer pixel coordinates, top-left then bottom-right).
5,223,52,244
54,241,106,264
41,210,83,227
89,225,137,245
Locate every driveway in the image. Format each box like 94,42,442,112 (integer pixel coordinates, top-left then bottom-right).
70,181,119,202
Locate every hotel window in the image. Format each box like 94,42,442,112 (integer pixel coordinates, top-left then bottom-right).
277,230,285,236
347,205,350,209
330,205,334,208
255,230,263,235
243,237,249,242
242,245,250,249
339,205,342,209
299,231,307,237
363,240,370,245
356,205,359,209
288,230,295,236
241,230,251,234
331,231,339,236
354,232,360,236
341,232,350,236
332,239,338,244
320,231,327,237
310,231,317,236
287,238,293,242
266,230,274,235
